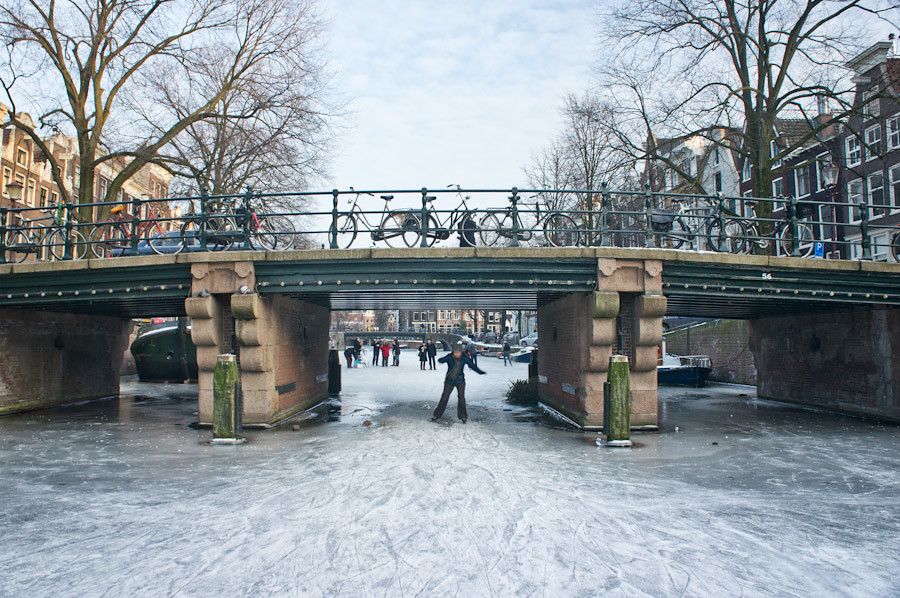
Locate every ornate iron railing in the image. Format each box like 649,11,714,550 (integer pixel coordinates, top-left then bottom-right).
1,186,898,264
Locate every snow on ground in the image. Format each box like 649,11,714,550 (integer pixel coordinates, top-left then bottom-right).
0,353,898,596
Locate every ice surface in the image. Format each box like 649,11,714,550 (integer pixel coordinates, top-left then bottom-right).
0,355,898,596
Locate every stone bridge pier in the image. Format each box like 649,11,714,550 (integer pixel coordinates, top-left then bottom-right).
185,261,330,427
536,258,666,429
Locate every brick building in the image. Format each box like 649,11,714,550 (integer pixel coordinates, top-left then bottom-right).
1,105,173,235
737,36,900,260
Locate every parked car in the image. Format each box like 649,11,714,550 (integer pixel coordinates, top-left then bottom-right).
520,332,538,347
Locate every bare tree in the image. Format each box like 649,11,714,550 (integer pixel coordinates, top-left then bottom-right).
0,0,327,212
156,1,332,199
599,0,895,214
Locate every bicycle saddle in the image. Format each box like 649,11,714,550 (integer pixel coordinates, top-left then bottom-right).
381,195,394,200
110,205,125,214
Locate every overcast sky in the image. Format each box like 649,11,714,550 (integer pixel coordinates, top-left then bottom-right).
323,0,597,190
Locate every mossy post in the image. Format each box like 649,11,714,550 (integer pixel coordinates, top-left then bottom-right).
605,355,632,447
212,354,244,444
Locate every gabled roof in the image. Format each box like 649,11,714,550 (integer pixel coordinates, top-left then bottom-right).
845,41,893,74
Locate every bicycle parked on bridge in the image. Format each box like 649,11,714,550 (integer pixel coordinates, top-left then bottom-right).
412,185,480,247
179,196,283,252
329,189,423,248
706,198,816,257
88,202,170,258
478,196,579,247
3,203,87,263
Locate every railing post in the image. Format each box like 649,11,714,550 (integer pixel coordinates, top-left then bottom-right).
859,200,872,260
510,187,520,247
242,186,253,250
0,207,7,264
419,187,429,248
716,192,727,252
643,185,655,248
199,191,208,251
129,194,141,256
599,182,610,246
330,189,339,249
63,203,74,260
788,195,800,257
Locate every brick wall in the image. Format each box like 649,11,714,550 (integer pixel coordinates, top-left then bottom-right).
0,309,131,414
666,319,757,385
749,306,899,422
537,292,591,417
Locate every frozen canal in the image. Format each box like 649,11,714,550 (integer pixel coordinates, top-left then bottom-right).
0,353,898,597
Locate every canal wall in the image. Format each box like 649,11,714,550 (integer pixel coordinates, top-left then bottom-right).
749,306,900,422
0,309,131,415
665,320,757,385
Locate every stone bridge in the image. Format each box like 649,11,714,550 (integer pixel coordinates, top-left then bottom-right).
1,247,898,426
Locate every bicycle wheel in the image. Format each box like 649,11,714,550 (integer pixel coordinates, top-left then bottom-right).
667,218,692,250
47,229,88,260
329,213,357,249
706,219,748,254
263,215,297,250
251,220,278,251
478,212,510,247
777,222,815,257
180,218,233,251
89,223,127,258
5,229,35,263
380,211,422,247
890,230,900,263
145,222,177,255
543,213,580,247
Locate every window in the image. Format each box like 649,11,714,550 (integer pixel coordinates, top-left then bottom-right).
714,172,722,193
25,180,35,207
714,148,720,165
96,176,110,201
862,89,879,120
50,192,59,205
2,168,10,196
846,234,864,260
869,172,885,215
814,154,833,191
794,164,810,197
772,177,784,198
890,165,900,212
871,232,889,262
865,125,881,160
770,140,781,168
818,203,834,242
742,158,751,181
888,116,900,150
13,174,25,204
39,188,48,208
846,136,861,166
848,179,863,223
16,148,27,165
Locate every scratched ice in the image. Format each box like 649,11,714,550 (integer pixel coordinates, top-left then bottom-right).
0,354,898,596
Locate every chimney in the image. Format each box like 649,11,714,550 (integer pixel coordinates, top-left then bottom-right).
891,33,899,57
817,96,828,116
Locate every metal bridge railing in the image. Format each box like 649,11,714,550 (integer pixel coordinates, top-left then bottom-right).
1,186,898,264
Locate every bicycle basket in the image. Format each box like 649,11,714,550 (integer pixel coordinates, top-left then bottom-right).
650,210,676,232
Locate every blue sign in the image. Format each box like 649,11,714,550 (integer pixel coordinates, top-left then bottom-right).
814,242,824,258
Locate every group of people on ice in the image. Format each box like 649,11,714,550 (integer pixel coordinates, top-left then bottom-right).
342,337,401,368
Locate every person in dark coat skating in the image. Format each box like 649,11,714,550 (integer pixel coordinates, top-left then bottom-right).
431,342,486,423
426,339,437,370
418,344,428,370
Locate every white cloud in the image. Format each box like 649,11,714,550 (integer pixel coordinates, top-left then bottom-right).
324,0,597,189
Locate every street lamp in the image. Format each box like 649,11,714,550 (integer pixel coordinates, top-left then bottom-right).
5,180,23,202
821,160,839,188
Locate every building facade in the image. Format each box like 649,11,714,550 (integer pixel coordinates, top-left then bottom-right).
1,106,173,238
